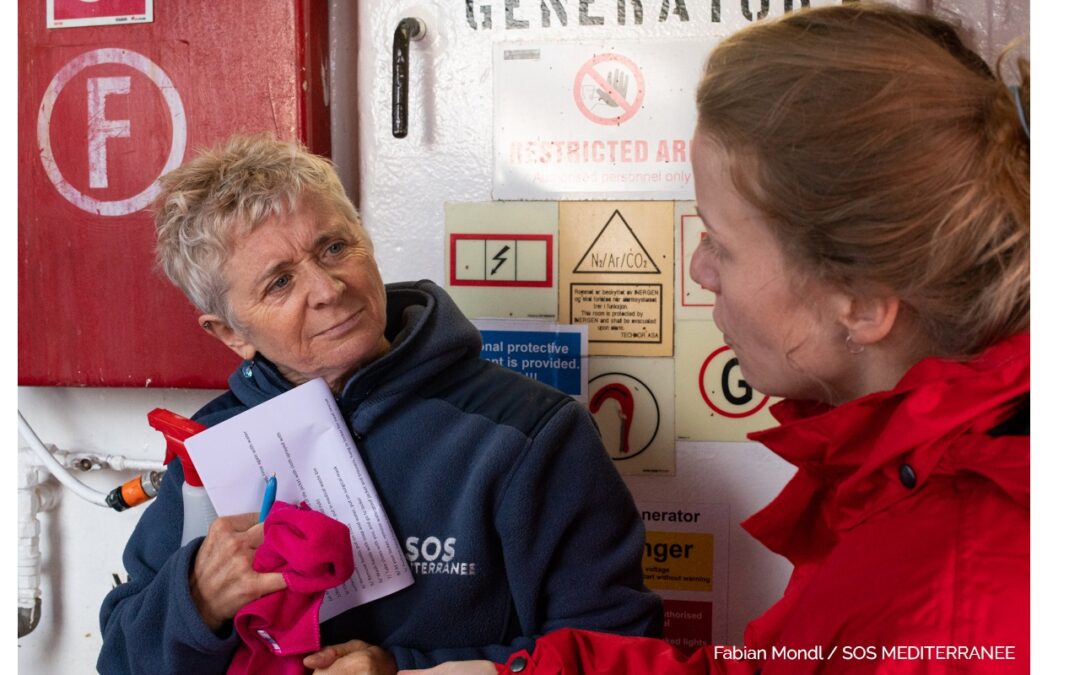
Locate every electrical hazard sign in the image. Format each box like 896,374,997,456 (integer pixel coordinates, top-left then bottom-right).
450,234,552,287
560,202,673,357
445,202,558,320
588,357,674,475
674,321,778,442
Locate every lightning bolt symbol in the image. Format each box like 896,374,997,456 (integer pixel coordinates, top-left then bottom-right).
490,245,511,276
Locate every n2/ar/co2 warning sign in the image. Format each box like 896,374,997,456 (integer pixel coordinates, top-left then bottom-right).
560,202,673,357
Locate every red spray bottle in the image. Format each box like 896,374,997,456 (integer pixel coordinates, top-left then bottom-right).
148,409,219,545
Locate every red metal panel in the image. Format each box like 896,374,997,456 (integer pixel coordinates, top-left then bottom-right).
18,1,331,387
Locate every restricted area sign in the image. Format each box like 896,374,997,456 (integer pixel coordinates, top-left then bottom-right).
493,39,715,199
573,53,645,126
674,321,777,442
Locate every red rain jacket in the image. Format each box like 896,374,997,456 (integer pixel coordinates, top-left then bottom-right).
499,333,1029,674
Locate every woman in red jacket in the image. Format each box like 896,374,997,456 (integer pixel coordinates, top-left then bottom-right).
347,4,1030,675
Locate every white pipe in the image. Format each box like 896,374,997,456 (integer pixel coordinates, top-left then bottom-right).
17,411,109,507
51,448,163,473
18,458,59,637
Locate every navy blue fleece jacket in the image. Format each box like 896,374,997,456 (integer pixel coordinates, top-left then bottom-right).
98,280,661,674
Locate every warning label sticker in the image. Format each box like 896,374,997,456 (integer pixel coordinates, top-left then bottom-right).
643,530,714,592
560,201,673,357
636,501,729,646
451,234,552,287
570,283,661,343
573,210,660,274
588,357,674,475
674,320,779,442
573,53,645,127
674,202,714,320
444,202,558,320
662,599,714,657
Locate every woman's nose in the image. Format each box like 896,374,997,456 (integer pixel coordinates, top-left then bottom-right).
306,265,346,306
689,241,719,295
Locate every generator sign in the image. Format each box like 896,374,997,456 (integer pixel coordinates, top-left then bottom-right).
465,0,838,31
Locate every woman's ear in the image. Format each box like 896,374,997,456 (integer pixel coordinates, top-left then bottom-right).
197,314,256,360
837,289,901,348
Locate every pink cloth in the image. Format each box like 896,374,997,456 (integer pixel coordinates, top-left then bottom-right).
227,502,355,675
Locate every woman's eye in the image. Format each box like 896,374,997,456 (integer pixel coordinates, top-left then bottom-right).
327,242,345,255
269,274,291,291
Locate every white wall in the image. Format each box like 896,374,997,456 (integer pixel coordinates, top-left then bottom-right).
17,1,1028,672
17,387,222,673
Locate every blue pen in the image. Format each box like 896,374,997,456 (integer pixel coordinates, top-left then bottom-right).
258,474,277,523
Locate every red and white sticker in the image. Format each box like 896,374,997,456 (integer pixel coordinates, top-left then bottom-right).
449,233,553,288
573,53,645,126
36,48,186,217
48,0,153,29
697,346,770,418
588,371,659,460
679,213,712,308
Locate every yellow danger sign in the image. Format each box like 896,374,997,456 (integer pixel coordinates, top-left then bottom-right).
642,530,713,592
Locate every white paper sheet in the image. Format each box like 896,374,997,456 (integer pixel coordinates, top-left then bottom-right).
185,378,414,621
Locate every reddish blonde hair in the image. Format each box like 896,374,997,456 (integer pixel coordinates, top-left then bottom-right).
696,3,1029,357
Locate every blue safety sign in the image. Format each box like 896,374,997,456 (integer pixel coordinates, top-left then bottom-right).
472,319,588,399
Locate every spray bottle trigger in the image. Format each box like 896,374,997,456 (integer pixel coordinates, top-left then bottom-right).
147,408,208,487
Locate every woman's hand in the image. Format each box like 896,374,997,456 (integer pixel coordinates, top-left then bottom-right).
304,640,398,674
399,661,498,675
188,512,287,631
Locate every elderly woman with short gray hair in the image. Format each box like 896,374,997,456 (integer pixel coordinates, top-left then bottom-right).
98,134,662,675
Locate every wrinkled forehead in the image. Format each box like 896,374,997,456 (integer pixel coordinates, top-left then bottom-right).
225,189,365,249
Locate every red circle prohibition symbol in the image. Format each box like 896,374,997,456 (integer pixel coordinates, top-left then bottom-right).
573,53,645,126
698,346,770,419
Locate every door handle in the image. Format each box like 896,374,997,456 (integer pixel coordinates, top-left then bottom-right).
392,17,426,139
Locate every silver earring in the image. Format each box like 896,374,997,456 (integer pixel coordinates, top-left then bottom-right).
845,335,865,355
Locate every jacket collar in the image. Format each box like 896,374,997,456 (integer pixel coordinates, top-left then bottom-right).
742,332,1030,565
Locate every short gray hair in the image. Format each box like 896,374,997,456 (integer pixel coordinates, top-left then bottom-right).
152,133,360,323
